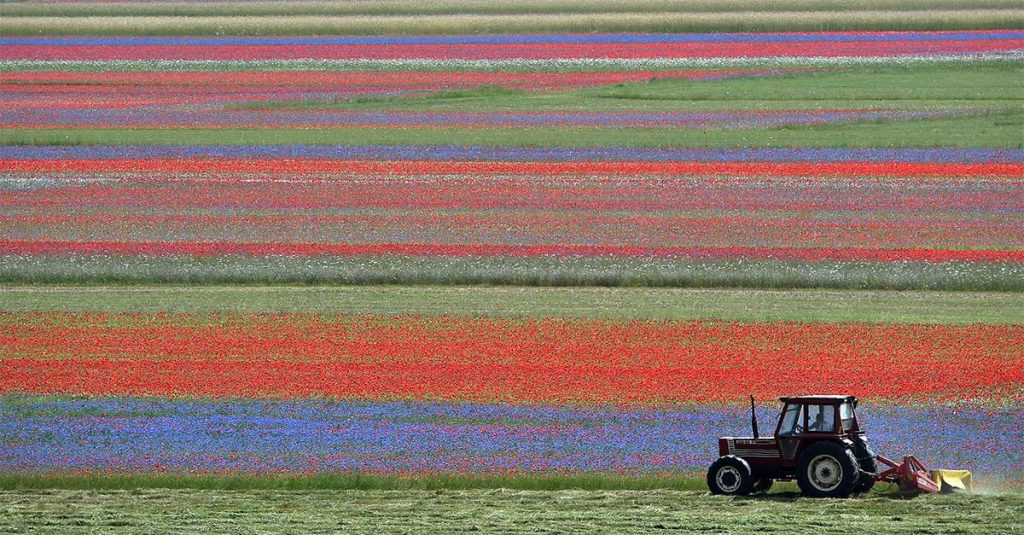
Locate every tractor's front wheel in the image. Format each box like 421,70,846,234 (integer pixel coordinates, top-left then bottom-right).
707,456,753,496
797,442,859,498
753,477,774,493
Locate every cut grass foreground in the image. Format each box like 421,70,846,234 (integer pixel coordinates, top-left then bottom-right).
2,255,1022,292
1,286,1022,324
1,487,1022,534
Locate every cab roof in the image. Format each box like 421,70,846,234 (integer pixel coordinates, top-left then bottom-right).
779,395,857,405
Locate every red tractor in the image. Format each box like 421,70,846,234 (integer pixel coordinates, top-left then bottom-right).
707,395,970,498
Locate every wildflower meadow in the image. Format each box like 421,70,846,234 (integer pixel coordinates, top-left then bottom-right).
0,2,1022,533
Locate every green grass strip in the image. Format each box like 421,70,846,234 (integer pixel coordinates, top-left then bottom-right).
2,9,1021,35
3,0,1019,18
2,286,1022,324
1,256,1022,292
237,64,1024,111
4,112,1021,148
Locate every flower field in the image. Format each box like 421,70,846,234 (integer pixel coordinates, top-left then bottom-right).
3,396,1021,477
4,32,1022,61
3,313,1023,403
2,146,1022,287
2,309,1023,485
2,4,1024,516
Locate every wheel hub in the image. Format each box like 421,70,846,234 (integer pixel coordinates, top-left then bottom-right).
809,454,843,491
716,466,741,492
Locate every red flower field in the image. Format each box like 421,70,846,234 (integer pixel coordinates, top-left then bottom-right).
2,313,1021,403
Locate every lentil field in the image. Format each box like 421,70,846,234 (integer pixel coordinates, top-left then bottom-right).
1,2,1023,533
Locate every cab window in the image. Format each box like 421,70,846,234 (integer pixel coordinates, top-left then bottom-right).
778,403,804,435
807,404,836,433
839,402,856,432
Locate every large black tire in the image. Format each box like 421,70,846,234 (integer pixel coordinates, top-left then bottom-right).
707,456,754,496
851,440,878,493
797,442,860,498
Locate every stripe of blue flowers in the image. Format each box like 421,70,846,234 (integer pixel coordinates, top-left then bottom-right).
0,146,1021,163
0,396,1020,475
1,30,1021,47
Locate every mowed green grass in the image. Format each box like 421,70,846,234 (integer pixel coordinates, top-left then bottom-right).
1,286,1021,324
2,488,1022,534
6,64,1021,148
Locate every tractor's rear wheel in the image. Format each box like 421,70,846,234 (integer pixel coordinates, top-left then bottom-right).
707,456,753,496
797,442,859,498
852,440,878,493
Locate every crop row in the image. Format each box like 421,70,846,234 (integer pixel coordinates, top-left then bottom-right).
2,396,1021,480
1,108,983,129
4,32,1021,61
2,313,1022,402
4,147,1019,162
5,0,1017,18
2,255,1021,290
1,68,789,86
5,55,1020,72
2,68,793,112
3,11,1022,36
5,243,1023,263
5,158,1020,175
3,166,1020,253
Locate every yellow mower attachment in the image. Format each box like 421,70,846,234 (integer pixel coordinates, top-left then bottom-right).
931,469,973,493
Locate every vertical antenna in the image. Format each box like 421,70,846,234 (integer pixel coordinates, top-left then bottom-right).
750,395,759,439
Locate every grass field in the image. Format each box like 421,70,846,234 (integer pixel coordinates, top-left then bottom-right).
2,488,1022,534
5,118,1020,147
3,0,1019,18
3,257,1022,291
1,3,1021,35
243,64,1024,111
1,286,1021,324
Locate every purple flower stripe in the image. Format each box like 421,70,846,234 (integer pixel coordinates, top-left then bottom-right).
1,396,1020,480
2,31,1021,47
1,146,1020,163
0,108,983,129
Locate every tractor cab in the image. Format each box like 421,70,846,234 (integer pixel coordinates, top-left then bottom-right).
774,395,863,459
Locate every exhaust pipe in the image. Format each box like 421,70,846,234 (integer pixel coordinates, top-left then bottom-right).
750,395,759,439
